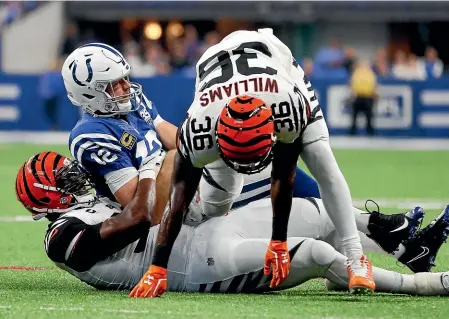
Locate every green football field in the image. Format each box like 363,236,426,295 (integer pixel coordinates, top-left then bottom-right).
1,144,449,319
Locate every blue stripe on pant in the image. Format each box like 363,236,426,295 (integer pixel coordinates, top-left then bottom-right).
232,166,321,210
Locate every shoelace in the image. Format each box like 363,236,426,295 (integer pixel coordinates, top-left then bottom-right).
364,199,380,214
365,199,424,241
345,257,370,278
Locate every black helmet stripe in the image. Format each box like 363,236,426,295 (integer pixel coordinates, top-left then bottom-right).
40,151,52,183
217,133,273,147
218,116,272,131
29,154,44,185
22,165,44,206
53,154,63,172
219,144,272,156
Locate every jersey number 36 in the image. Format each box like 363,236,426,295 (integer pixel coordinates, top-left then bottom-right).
197,41,278,92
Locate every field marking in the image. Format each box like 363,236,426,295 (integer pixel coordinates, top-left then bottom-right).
1,131,449,150
0,305,307,318
1,198,448,223
0,266,57,271
0,303,381,319
40,306,85,311
352,198,449,210
0,216,35,222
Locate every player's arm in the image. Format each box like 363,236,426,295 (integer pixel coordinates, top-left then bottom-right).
109,149,175,225
155,120,178,150
153,151,202,266
45,194,153,273
129,151,202,298
69,130,164,222
263,137,302,288
270,139,301,241
46,150,177,273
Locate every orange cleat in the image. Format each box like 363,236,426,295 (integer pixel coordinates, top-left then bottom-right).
346,255,376,295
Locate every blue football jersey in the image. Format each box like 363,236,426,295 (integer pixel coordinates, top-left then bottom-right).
69,94,163,200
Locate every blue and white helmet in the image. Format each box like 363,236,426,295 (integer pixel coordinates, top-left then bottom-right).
61,43,142,117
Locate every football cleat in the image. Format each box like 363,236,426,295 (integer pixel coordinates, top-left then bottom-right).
398,205,449,273
346,255,376,294
367,202,425,254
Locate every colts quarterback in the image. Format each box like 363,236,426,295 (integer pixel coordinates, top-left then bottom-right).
63,43,178,213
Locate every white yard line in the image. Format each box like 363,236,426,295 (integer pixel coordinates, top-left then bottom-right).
0,131,449,150
0,305,291,318
0,304,379,319
352,198,449,210
2,198,448,223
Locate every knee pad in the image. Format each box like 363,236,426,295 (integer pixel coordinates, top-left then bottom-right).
310,239,338,267
288,238,337,281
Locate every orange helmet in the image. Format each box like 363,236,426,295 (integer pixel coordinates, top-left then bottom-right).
15,151,95,221
216,95,276,174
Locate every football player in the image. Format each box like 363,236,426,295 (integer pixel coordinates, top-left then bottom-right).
146,28,375,296
15,152,449,297
62,43,177,225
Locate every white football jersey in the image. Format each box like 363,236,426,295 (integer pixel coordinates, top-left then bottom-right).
178,28,321,168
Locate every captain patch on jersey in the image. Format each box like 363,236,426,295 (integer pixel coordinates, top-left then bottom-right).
120,132,137,150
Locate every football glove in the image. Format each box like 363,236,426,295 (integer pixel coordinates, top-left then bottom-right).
129,265,167,298
264,240,290,288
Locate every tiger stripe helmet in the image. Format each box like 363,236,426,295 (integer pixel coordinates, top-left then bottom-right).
216,95,276,174
15,151,95,221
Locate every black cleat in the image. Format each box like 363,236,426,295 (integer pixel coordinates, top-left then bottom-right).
366,202,425,254
399,205,449,273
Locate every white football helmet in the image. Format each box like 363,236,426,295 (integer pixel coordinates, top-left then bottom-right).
61,43,143,117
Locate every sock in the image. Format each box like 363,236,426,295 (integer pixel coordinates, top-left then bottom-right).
341,236,363,260
300,141,362,260
372,267,403,293
353,208,370,234
374,268,449,296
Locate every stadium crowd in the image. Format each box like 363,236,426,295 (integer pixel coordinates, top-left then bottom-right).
56,21,446,81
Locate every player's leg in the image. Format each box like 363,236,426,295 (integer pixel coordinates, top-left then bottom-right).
199,159,244,218
185,234,335,293
238,164,321,207
299,120,360,257
229,194,447,275
228,235,449,296
325,250,449,296
299,119,374,293
311,198,423,256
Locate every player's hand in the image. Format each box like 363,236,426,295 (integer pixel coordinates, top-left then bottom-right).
263,240,290,288
129,265,167,298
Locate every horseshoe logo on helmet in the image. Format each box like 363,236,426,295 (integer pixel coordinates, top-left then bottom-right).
72,58,93,87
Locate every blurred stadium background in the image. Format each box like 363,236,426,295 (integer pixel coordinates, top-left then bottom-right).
2,1,449,139
1,2,449,318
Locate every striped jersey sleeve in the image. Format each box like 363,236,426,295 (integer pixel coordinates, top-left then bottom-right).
69,126,134,178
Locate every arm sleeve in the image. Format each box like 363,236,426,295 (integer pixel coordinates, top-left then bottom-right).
45,217,149,272
104,167,139,194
